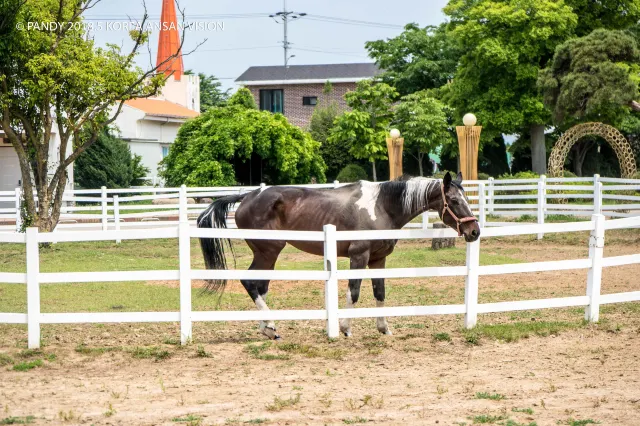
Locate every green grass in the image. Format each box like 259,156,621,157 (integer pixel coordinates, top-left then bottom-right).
75,344,122,355
129,346,171,361
12,359,43,371
0,353,14,366
244,342,290,361
265,393,301,412
512,407,534,415
470,414,508,424
432,332,451,342
467,321,581,343
171,414,202,423
343,417,369,424
559,420,600,426
475,392,506,400
0,417,35,425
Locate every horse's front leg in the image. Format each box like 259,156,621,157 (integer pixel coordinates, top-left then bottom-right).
369,257,391,335
340,246,370,337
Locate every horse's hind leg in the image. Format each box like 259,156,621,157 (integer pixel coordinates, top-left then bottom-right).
242,240,285,340
369,257,391,335
339,245,370,337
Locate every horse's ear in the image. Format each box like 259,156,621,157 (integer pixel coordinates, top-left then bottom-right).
456,172,463,182
443,172,452,187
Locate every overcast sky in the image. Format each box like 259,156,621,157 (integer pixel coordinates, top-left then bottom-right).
84,0,449,90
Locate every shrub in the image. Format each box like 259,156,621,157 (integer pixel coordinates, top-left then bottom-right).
337,164,368,182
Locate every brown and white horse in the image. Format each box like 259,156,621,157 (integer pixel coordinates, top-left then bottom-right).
197,172,480,339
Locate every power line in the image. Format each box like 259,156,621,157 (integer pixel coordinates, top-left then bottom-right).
269,0,306,67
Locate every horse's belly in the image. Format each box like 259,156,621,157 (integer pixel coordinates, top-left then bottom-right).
287,241,324,256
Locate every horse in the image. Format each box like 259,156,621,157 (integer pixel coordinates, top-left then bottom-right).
197,172,480,339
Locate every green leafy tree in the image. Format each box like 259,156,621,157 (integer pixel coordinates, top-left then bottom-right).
75,129,149,189
366,23,459,96
539,29,640,125
0,0,185,231
185,70,230,112
227,87,257,109
336,164,368,182
329,80,398,181
563,0,640,37
159,104,326,186
393,91,451,176
444,0,578,174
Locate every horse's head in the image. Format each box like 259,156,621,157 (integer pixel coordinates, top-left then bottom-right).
439,172,480,242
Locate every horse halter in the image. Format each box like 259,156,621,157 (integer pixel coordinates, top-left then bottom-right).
440,183,478,237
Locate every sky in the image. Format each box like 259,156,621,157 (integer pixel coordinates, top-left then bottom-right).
84,0,450,90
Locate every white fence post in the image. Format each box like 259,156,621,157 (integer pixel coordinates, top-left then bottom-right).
333,180,339,189
585,214,605,322
113,195,121,244
464,239,480,329
537,175,546,240
487,177,494,214
421,212,429,230
260,183,266,192
323,224,339,338
179,185,188,223
26,227,40,349
179,219,192,344
15,187,22,232
593,175,602,215
101,186,108,231
478,182,486,228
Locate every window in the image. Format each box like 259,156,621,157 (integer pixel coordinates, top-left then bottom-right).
302,96,317,106
259,89,284,113
162,146,169,158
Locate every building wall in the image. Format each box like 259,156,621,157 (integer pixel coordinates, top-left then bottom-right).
162,74,200,112
247,82,356,129
128,141,168,181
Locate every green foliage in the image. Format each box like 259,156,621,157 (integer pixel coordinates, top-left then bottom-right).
366,23,459,96
394,91,452,175
160,105,325,186
191,71,229,112
336,164,368,182
75,130,149,189
445,0,578,136
539,29,640,126
227,88,257,109
564,0,640,37
329,80,398,180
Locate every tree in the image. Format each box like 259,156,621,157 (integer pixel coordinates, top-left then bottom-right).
0,0,189,231
393,91,452,176
366,23,459,96
75,129,150,189
185,70,230,112
329,80,398,181
539,29,640,125
563,0,640,37
159,103,326,186
444,0,578,174
227,87,257,109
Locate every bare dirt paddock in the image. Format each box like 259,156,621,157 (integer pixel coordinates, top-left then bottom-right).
1,231,640,425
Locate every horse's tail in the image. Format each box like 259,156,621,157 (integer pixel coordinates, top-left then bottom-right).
197,193,248,294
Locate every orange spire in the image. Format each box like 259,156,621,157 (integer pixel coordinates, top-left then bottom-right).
156,0,183,81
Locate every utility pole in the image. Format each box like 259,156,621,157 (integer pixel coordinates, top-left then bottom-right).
270,0,306,67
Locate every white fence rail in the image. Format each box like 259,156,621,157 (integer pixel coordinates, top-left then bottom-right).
2,175,639,236
1,195,639,348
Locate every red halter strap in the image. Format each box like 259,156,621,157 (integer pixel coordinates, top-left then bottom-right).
441,183,478,236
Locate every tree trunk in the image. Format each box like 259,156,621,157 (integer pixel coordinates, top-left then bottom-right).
530,124,546,175
418,152,424,176
371,159,377,181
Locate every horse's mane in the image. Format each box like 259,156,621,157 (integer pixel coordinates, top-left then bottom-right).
378,176,441,215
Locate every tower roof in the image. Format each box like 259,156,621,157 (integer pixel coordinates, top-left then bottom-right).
156,0,183,81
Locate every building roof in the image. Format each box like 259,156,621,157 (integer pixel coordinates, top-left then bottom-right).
235,63,380,85
125,98,199,119
156,0,184,81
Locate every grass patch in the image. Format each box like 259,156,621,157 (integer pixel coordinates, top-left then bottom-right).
242,419,267,424
559,420,600,426
16,349,43,359
0,353,14,366
75,344,122,355
512,407,534,415
470,414,508,424
0,417,35,425
277,342,345,360
171,414,202,424
469,321,579,342
244,342,290,361
462,329,481,345
265,393,301,412
195,345,212,358
343,417,368,424
129,346,171,361
504,421,537,426
12,359,43,371
475,392,506,400
432,332,451,342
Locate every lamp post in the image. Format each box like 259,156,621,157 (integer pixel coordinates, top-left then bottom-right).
456,113,482,181
387,129,404,180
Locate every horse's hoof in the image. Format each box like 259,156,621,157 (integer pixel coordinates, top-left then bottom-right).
343,331,352,337
262,326,280,340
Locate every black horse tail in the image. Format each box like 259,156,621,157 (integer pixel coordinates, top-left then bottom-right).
197,193,248,294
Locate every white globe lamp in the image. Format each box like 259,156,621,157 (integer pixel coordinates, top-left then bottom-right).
389,128,401,139
463,113,477,127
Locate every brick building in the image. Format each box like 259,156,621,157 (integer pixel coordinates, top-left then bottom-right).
235,63,380,129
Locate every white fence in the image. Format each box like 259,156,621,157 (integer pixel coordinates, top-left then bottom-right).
1,175,640,236
1,189,639,348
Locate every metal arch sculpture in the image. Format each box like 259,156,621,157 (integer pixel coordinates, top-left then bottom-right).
547,122,637,178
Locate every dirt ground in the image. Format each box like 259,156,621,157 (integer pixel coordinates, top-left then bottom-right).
1,234,640,425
